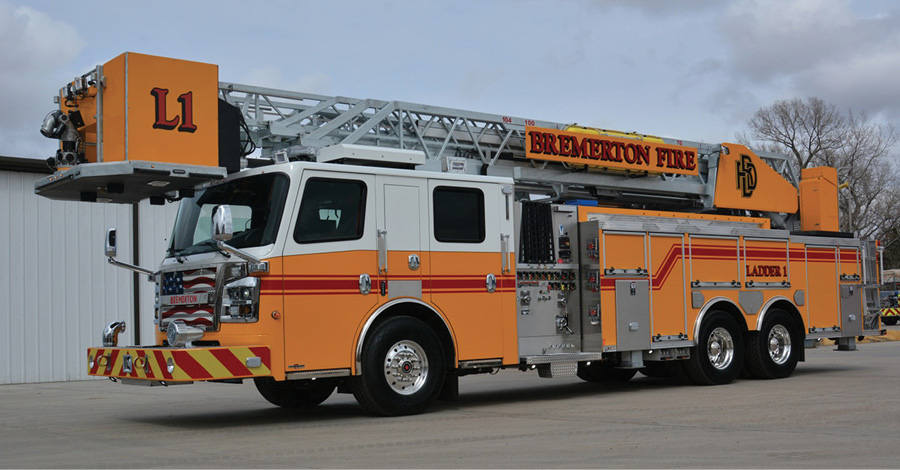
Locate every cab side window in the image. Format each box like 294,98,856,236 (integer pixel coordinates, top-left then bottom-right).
433,186,485,243
294,178,367,243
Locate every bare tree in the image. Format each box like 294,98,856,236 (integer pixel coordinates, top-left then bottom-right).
746,97,847,171
742,97,899,243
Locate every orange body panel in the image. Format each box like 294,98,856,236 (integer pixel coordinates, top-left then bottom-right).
598,232,647,348
280,251,379,373
599,287,618,347
839,248,861,279
428,251,515,363
62,52,219,166
805,247,840,329
603,233,646,272
799,167,840,232
267,249,515,375
689,236,741,285
743,239,790,285
101,54,126,163
715,144,798,214
648,235,687,337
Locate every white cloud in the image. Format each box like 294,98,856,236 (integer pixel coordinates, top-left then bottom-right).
802,49,900,119
719,0,900,120
0,2,85,158
722,0,857,80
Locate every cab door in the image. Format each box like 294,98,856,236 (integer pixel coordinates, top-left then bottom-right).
427,180,510,362
375,176,428,300
282,171,377,373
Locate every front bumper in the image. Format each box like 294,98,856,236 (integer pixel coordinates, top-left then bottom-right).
87,346,271,383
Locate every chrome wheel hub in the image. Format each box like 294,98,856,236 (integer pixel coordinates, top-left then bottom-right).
384,340,429,395
767,324,792,365
707,327,735,370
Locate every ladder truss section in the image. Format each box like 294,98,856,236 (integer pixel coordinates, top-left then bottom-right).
219,82,798,208
219,82,561,165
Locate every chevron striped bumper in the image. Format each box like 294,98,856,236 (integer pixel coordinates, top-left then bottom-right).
87,346,272,383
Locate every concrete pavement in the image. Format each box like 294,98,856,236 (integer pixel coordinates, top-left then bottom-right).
2,340,900,468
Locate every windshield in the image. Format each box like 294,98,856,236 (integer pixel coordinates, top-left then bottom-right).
168,173,289,257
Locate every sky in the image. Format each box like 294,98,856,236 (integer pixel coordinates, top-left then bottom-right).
2,0,899,160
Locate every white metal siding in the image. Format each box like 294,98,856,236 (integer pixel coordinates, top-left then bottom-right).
0,169,178,384
137,199,179,345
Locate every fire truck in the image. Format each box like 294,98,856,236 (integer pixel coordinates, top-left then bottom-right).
36,53,885,416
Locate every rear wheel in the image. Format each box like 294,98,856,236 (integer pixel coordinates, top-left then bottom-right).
883,316,898,326
745,309,800,379
577,360,637,383
684,312,744,385
254,377,336,408
351,316,445,416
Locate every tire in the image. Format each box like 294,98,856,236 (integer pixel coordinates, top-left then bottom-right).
745,309,800,379
684,312,744,385
577,360,637,383
883,316,898,326
351,316,445,416
254,377,336,408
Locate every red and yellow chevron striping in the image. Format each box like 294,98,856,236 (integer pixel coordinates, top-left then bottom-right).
87,346,271,382
882,308,900,317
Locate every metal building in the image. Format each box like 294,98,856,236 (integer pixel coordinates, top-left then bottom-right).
1,156,178,384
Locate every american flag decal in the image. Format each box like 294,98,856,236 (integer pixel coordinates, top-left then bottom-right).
160,268,217,331
162,271,185,295
163,269,215,295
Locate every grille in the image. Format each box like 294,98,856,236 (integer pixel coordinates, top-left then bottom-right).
159,267,217,331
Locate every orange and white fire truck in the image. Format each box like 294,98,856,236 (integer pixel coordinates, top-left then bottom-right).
36,53,885,415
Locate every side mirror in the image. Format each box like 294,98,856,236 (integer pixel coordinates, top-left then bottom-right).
105,228,117,258
211,205,234,242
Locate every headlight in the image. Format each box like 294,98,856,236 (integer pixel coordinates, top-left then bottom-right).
220,276,260,322
167,320,204,347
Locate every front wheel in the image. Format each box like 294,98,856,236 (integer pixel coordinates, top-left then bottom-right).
745,309,800,379
684,312,744,385
351,316,445,416
254,377,336,408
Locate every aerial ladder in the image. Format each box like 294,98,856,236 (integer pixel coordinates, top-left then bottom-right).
218,82,799,218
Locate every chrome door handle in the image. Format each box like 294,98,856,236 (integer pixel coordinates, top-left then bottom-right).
486,273,497,293
359,274,372,295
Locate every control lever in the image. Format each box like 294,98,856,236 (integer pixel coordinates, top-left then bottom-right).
556,293,574,334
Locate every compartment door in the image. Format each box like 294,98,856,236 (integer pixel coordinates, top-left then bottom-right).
649,234,687,339
616,280,651,351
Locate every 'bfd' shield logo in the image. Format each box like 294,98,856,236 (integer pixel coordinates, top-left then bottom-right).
736,154,757,197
